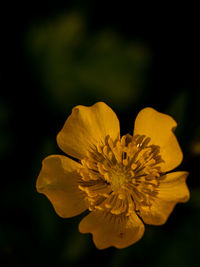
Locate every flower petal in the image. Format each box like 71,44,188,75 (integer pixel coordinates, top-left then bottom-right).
57,102,120,159
133,107,183,172
79,211,145,249
139,171,190,225
36,155,88,218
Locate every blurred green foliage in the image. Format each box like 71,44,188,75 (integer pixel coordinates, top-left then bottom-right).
27,12,151,111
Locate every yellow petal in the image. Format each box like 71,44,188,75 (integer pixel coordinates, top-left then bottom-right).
133,107,183,172
36,155,88,218
139,171,190,225
57,102,120,159
79,211,145,249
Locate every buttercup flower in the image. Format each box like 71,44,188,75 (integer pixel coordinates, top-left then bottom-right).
36,102,190,249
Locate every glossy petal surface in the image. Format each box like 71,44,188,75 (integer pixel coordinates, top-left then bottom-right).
57,102,120,159
139,171,190,225
79,210,145,249
36,155,88,218
133,107,183,172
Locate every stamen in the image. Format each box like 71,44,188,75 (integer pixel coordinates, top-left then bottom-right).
78,134,164,216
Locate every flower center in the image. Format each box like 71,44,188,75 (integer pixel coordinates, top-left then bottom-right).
110,170,127,192
78,134,164,216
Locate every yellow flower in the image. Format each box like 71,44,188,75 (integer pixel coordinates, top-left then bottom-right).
36,102,190,249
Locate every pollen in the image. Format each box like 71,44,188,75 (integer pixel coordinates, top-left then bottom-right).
78,134,164,216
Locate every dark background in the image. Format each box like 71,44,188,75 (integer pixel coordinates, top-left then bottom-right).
1,1,200,266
